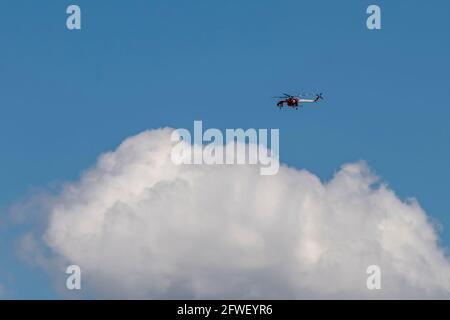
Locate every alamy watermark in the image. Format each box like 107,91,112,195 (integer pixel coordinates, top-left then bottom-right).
171,121,280,176
66,5,81,30
65,4,381,31
66,265,81,290
366,265,382,290
366,5,382,30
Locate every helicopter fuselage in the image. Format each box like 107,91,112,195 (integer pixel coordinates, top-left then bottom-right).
277,97,299,108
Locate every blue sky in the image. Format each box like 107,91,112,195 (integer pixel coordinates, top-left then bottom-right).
0,0,449,298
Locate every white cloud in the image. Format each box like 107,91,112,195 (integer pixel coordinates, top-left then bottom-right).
32,128,450,298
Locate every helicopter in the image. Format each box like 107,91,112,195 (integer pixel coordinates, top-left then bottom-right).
273,93,323,110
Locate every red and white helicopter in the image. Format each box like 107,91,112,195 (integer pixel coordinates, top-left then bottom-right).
273,93,323,110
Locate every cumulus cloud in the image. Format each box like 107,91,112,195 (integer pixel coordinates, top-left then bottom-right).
25,128,450,298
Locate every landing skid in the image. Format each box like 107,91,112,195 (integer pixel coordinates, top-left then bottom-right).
277,105,302,110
